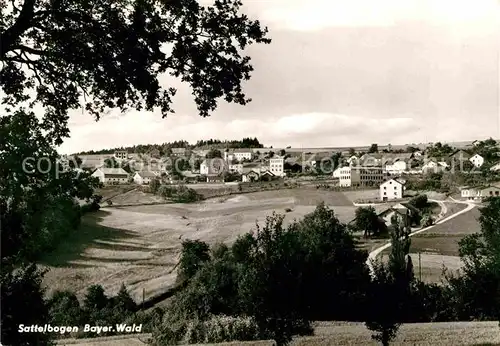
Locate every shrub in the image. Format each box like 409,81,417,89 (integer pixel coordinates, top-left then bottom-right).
152,315,263,345
48,290,83,326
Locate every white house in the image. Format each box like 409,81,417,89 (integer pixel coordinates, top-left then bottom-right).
269,156,285,177
422,160,446,173
133,171,157,185
384,159,407,175
469,154,484,168
380,178,405,201
233,149,253,161
91,168,129,184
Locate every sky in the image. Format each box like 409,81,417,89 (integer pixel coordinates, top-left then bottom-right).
53,0,500,153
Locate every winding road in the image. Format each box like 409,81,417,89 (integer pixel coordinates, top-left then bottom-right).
366,198,476,275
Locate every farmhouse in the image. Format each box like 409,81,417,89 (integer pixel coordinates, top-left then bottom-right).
377,202,417,226
378,207,408,227
91,168,129,184
380,178,405,201
242,170,260,182
133,171,157,185
461,185,500,201
422,160,446,173
260,170,276,181
469,154,484,168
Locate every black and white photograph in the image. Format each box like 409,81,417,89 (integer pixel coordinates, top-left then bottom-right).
1,0,499,345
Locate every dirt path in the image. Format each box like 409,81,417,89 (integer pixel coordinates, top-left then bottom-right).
366,199,475,275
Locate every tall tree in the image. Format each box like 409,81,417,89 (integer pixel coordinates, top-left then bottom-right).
453,197,500,321
368,144,378,153
365,219,414,345
1,0,271,145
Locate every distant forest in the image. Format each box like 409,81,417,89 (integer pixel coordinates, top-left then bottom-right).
73,137,264,155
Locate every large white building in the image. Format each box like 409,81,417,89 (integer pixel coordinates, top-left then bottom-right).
91,168,129,184
269,156,285,177
339,166,387,187
380,178,405,201
469,154,484,168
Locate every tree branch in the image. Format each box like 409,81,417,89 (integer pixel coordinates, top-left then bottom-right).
0,0,37,60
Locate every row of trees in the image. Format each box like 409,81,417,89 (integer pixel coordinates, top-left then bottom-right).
74,138,265,156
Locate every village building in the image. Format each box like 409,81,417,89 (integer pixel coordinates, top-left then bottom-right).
91,168,129,184
133,171,157,185
242,170,260,182
339,166,387,187
269,156,285,177
461,185,500,201
200,158,226,175
469,154,484,168
114,150,128,160
380,178,405,201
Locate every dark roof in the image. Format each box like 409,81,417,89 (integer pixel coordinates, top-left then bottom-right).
260,170,275,176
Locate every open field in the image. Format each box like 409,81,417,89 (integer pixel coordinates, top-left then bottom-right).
42,189,377,302
106,188,165,206
96,185,137,201
378,206,480,283
56,321,500,345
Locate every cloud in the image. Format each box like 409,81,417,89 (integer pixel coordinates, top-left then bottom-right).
59,111,420,153
252,0,499,32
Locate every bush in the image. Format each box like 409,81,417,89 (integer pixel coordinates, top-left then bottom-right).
156,184,203,203
152,315,263,345
48,290,83,326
